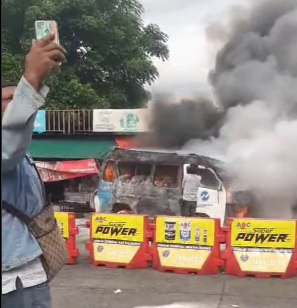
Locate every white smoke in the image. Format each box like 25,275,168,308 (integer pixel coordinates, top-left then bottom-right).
183,0,297,218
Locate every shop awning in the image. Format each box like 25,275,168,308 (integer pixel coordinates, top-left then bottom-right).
36,159,99,182
30,138,116,159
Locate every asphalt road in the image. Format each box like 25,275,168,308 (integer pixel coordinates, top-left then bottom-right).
51,221,297,308
51,263,297,308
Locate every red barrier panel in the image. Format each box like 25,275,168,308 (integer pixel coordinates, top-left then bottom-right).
86,214,151,269
152,216,224,275
222,218,297,278
54,212,79,265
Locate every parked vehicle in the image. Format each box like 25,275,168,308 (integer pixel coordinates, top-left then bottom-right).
95,147,252,225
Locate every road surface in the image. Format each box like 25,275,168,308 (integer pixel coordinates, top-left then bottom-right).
52,263,297,308
51,219,297,308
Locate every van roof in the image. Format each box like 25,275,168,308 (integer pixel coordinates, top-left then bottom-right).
107,147,229,182
115,147,215,156
122,147,180,154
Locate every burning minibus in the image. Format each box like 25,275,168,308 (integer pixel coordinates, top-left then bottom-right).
94,147,252,225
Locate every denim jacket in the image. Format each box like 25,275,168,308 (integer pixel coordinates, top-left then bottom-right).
2,77,49,272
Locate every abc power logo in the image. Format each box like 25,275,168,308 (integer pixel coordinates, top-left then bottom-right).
95,216,138,237
235,222,290,245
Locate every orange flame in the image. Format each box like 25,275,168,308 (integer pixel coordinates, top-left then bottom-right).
234,205,251,218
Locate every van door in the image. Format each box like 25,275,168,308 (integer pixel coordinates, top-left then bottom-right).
197,187,226,226
197,166,226,226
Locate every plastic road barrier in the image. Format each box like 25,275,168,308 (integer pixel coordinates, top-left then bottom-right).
152,216,224,274
222,218,297,278
86,214,152,268
54,212,79,265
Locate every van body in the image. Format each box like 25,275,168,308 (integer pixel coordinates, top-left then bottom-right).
95,148,250,224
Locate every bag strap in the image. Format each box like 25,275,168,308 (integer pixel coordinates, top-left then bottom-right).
2,200,43,236
25,154,46,203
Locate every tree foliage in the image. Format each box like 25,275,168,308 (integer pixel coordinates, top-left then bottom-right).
2,0,169,109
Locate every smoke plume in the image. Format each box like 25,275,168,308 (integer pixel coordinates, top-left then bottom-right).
148,97,224,148
149,0,297,218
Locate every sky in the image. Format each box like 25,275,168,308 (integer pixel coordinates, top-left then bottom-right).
140,0,248,98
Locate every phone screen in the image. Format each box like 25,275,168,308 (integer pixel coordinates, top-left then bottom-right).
35,20,59,45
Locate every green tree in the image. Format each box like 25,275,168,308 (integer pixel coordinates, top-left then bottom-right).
2,0,169,109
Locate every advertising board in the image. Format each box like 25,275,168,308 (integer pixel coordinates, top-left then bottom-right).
91,214,144,264
155,217,215,269
231,219,296,273
93,109,149,132
54,212,70,239
34,110,46,133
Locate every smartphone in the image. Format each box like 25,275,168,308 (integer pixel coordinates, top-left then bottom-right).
35,20,59,44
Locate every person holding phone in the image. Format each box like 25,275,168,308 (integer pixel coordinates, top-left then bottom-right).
2,34,65,308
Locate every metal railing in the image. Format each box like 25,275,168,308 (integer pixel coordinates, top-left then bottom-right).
46,110,93,134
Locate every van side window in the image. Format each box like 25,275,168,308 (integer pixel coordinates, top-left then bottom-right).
199,169,220,190
136,164,151,177
118,162,152,181
103,161,117,182
118,162,135,180
153,165,179,188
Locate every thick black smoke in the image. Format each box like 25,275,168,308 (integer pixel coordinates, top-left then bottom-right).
148,0,297,150
210,0,297,110
148,0,297,218
148,97,224,148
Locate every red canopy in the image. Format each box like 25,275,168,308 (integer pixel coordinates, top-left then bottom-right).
35,159,99,182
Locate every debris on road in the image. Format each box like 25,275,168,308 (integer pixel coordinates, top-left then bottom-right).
114,289,122,294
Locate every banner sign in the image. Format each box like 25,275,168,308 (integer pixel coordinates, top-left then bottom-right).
91,214,144,263
155,217,215,270
34,110,46,133
93,109,149,132
231,219,296,273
